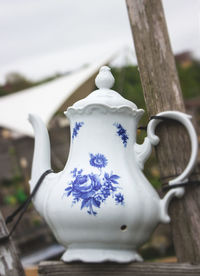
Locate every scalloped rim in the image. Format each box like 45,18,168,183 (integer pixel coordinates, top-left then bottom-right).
65,104,144,119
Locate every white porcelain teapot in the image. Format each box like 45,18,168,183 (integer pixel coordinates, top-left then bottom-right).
29,66,198,263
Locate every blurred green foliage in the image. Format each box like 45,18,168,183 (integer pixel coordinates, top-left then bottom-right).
2,144,28,206
177,61,200,99
4,188,27,205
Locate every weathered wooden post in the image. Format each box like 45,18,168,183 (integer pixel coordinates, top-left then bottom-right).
0,211,25,276
126,0,200,263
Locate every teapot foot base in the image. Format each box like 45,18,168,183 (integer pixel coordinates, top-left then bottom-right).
61,244,143,263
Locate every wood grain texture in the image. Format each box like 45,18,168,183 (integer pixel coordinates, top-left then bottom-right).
38,261,200,276
125,0,200,263
0,212,25,276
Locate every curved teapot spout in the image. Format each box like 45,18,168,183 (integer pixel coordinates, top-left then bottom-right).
28,114,52,192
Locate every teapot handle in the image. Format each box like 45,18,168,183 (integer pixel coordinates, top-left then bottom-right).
147,111,198,223
147,111,198,186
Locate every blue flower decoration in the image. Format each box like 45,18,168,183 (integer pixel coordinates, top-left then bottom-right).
113,123,129,147
64,153,124,216
72,122,84,140
89,153,108,168
115,193,124,205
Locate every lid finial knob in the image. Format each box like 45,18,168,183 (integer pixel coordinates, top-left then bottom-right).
95,66,115,89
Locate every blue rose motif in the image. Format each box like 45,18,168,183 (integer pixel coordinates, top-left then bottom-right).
89,153,108,168
64,153,124,215
66,173,101,198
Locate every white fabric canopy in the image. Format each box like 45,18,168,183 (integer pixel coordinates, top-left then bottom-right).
0,52,117,137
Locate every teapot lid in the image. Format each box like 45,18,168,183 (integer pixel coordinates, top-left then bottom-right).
69,66,138,110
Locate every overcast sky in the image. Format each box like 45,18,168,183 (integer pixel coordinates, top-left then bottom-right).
0,0,200,83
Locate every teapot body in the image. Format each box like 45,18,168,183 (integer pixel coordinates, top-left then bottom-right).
29,66,198,263
44,106,162,262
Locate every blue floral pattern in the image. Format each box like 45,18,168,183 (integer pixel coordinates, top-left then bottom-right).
64,153,124,216
89,153,107,168
115,193,124,204
113,123,129,147
72,122,84,140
